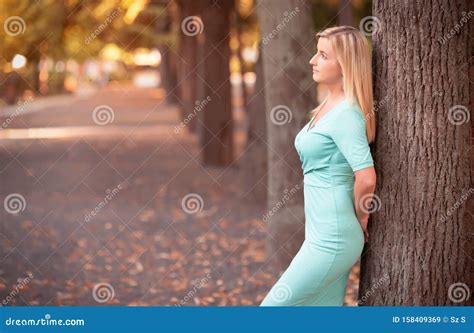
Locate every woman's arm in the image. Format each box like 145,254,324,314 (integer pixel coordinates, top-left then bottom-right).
354,166,377,242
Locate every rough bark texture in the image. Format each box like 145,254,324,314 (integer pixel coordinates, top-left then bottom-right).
199,0,234,166
359,0,472,305
257,0,315,270
240,43,267,206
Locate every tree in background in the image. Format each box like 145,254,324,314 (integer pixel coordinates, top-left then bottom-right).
199,0,235,166
257,0,315,270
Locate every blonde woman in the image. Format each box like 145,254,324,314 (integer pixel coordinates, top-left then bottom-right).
260,26,377,306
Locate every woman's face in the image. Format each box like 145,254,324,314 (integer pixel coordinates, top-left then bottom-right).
309,37,342,84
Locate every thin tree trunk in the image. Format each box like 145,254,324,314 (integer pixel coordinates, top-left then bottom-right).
257,0,315,270
240,43,267,206
359,0,472,305
337,0,354,27
176,0,201,133
199,0,234,166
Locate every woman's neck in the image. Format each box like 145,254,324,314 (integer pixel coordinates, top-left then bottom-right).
325,82,345,101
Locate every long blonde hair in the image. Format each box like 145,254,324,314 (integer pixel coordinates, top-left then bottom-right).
313,25,376,143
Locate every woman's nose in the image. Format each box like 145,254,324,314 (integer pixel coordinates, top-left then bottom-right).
309,54,317,65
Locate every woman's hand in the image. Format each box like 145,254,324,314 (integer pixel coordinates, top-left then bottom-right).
354,167,376,243
357,213,369,242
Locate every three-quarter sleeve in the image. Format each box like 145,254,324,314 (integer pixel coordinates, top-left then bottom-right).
330,105,374,172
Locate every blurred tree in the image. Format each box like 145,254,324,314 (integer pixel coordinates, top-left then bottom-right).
238,0,267,205
199,0,235,166
175,0,201,126
359,0,472,305
337,0,354,26
257,0,315,270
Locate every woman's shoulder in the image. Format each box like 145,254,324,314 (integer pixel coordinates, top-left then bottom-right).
334,100,366,123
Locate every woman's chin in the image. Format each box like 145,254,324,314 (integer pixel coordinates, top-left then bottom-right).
312,73,320,82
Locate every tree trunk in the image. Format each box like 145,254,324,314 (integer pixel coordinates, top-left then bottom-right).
176,0,201,133
337,0,354,27
240,43,267,206
154,0,178,104
199,0,234,166
257,0,315,270
359,0,472,305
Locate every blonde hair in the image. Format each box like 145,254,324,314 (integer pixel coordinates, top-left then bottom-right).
313,25,376,143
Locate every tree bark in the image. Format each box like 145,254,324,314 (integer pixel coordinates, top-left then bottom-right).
359,0,472,305
256,0,315,270
199,0,234,166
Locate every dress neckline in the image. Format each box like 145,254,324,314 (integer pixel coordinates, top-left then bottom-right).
307,98,347,132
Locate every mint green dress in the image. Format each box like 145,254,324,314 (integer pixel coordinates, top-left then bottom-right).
260,99,374,306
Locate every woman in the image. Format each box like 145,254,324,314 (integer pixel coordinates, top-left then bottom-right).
260,26,377,306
